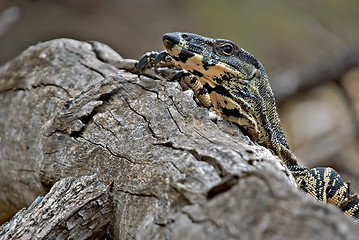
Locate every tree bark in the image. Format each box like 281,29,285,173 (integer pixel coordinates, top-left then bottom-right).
0,39,358,239
0,175,113,239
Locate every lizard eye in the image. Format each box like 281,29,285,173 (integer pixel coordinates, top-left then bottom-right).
220,44,234,55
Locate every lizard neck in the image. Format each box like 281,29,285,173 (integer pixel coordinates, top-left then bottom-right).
250,74,304,172
196,72,302,171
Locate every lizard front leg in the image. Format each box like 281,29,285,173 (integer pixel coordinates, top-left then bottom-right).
136,51,214,109
172,70,214,109
135,50,178,77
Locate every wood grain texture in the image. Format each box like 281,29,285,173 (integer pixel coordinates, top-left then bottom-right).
0,175,113,239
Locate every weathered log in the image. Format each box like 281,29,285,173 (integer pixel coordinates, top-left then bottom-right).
0,39,358,239
0,175,113,239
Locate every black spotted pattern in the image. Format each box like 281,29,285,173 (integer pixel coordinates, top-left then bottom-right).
178,49,195,63
202,56,218,70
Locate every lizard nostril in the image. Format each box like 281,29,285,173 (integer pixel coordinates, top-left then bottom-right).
182,34,189,40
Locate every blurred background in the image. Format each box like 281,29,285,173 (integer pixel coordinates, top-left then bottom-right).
1,0,359,190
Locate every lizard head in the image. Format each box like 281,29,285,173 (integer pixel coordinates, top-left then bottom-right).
162,32,288,153
162,32,266,87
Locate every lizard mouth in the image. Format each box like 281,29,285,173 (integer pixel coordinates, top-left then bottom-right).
163,33,210,81
162,33,197,65
162,33,179,50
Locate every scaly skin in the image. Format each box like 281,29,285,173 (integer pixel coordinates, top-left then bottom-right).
136,32,359,220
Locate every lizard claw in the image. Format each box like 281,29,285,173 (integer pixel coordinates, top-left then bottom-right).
153,50,169,65
135,50,172,79
135,51,159,79
171,69,189,81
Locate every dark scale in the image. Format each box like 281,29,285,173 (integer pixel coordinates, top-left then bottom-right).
202,56,218,70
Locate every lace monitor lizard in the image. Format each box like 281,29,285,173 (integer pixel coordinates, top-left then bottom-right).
136,32,359,220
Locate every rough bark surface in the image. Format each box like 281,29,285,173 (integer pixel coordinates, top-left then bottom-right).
0,175,113,239
0,39,358,239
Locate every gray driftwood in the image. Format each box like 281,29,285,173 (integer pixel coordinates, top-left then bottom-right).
0,39,358,239
0,175,113,239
